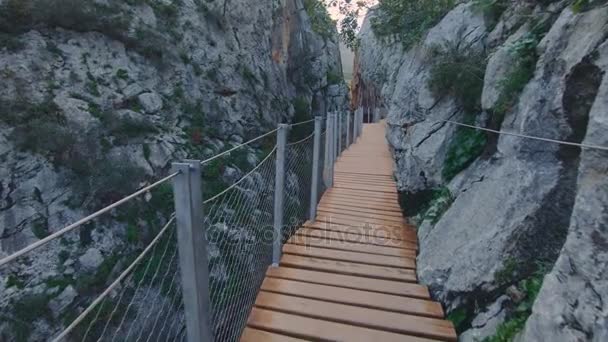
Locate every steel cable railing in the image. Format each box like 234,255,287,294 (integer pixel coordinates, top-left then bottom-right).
204,148,277,342
283,134,316,240
52,216,183,342
0,115,347,342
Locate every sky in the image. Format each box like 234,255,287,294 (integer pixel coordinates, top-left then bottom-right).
326,0,377,26
324,1,378,82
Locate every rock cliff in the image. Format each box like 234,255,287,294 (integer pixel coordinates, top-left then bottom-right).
0,0,348,340
354,0,608,340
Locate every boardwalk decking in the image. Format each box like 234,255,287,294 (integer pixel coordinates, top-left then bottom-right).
241,122,457,341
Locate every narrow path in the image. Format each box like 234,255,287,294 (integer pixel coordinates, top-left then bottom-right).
241,122,457,341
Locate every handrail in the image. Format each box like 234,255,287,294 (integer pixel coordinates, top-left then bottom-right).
0,118,317,268
200,129,279,165
203,145,278,204
51,215,176,342
0,172,180,267
439,119,608,152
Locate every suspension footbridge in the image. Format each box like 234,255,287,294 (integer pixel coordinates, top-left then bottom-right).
241,122,456,341
0,111,456,341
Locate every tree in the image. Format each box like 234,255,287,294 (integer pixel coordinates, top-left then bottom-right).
323,0,375,50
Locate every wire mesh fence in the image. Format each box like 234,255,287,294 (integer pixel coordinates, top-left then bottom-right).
0,117,333,342
318,129,328,204
203,148,277,342
340,113,348,154
0,197,183,342
61,218,186,342
283,134,315,240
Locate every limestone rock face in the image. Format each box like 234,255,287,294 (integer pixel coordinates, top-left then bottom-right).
355,1,608,339
519,26,608,342
0,0,348,339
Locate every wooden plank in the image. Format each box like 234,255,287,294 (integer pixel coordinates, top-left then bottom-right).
334,173,395,181
296,227,418,250
315,214,407,230
302,220,417,243
334,184,398,193
319,198,403,212
279,254,417,282
247,308,440,342
304,218,415,236
320,196,402,210
334,174,395,181
283,243,415,269
260,278,444,318
240,328,306,342
327,188,399,199
266,267,428,298
254,292,457,341
318,203,404,217
333,169,395,176
321,195,400,207
322,193,400,205
333,180,397,189
288,234,417,258
318,208,406,224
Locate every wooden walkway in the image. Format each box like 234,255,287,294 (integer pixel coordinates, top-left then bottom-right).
241,122,457,341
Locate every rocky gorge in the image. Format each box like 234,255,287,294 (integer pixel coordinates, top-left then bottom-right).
0,0,348,340
353,0,608,340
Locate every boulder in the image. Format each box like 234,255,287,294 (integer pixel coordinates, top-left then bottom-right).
79,248,104,270
137,92,163,114
49,286,77,316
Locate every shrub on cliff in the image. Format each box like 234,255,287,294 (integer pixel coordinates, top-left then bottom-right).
304,0,336,40
428,42,487,113
371,0,456,48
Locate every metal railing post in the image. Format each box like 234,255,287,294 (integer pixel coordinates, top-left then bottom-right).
337,112,342,155
354,109,359,140
346,112,351,148
326,114,335,188
333,113,339,160
309,117,322,221
172,160,213,342
272,124,288,266
359,108,364,138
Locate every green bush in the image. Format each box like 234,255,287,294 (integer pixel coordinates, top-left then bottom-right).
447,307,469,332
371,0,456,48
31,216,50,239
6,274,25,289
327,71,343,85
115,68,129,80
493,24,544,119
58,250,70,264
0,32,25,51
473,0,508,29
75,252,121,294
303,0,336,40
428,43,487,113
9,294,52,342
422,187,453,224
570,0,606,13
12,119,75,160
485,267,547,342
442,116,487,181
149,0,180,27
495,257,518,285
291,97,313,141
93,109,158,143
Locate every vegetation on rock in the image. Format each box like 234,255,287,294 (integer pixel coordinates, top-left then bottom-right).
484,267,547,342
472,0,508,29
428,42,487,113
371,0,456,48
304,0,336,40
